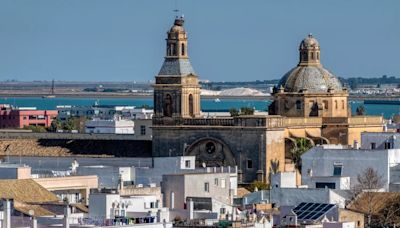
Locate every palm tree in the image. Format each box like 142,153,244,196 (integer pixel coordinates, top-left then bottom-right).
290,138,312,173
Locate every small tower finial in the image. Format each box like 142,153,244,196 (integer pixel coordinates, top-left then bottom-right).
308,33,313,38
173,9,179,18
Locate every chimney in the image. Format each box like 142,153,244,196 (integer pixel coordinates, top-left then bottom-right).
353,140,359,149
188,199,194,220
63,201,70,228
2,199,11,228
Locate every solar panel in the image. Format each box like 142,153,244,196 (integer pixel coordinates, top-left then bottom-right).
292,202,336,221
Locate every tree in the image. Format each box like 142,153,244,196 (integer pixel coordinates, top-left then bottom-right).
240,107,254,115
49,119,62,132
248,180,269,192
229,108,239,117
290,138,312,173
353,167,384,228
356,105,366,116
378,194,400,226
62,117,86,132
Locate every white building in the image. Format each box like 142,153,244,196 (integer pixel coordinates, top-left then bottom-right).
57,105,153,121
360,132,400,149
88,192,172,227
85,118,135,134
161,167,238,219
242,188,347,208
301,144,400,191
135,156,196,186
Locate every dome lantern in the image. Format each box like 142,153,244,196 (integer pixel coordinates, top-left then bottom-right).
299,34,321,66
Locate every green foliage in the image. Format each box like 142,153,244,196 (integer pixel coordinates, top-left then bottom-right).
229,108,239,117
61,117,86,132
240,107,255,115
248,180,270,192
23,125,47,133
230,107,255,117
49,119,62,132
290,138,313,173
356,105,366,116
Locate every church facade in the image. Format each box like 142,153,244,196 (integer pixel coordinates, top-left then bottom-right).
152,17,383,184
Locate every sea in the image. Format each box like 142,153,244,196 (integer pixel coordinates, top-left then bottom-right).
0,96,399,119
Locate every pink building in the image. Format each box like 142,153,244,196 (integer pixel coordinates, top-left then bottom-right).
0,104,58,129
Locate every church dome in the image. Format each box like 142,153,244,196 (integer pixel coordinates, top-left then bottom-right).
277,34,343,93
278,66,342,93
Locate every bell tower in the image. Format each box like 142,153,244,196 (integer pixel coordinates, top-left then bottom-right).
153,16,201,121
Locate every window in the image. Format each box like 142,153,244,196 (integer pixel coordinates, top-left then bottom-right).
335,100,338,109
220,208,226,214
303,52,308,61
296,100,301,110
163,94,173,117
342,100,345,109
323,100,328,109
189,94,194,117
121,209,126,217
316,182,336,189
333,164,343,176
371,143,376,149
317,52,320,60
140,125,146,135
185,160,191,168
247,159,253,169
214,178,218,186
181,43,185,55
221,178,226,188
311,52,314,60
204,182,209,192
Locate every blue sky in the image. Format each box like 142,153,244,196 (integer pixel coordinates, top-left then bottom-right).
0,0,399,82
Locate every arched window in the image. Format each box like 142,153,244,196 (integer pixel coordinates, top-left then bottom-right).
311,52,314,60
171,44,176,56
342,100,345,109
181,43,185,56
335,100,338,109
189,94,194,117
323,100,328,109
163,94,173,117
303,52,308,61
